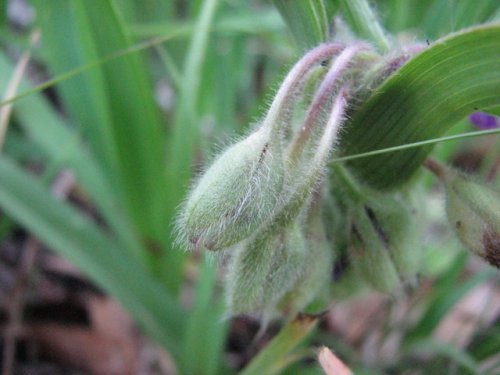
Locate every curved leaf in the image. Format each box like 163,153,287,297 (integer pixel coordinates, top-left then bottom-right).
340,24,500,190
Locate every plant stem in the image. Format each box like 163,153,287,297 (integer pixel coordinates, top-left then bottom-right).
332,164,365,202
288,44,365,163
338,0,390,53
264,43,343,137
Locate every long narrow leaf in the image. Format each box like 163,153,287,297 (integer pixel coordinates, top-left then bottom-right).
272,0,328,50
0,52,146,265
0,156,185,355
35,0,170,245
240,314,319,375
161,0,219,292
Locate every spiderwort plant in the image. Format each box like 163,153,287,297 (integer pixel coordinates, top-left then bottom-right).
178,20,500,318
0,1,500,374
179,43,369,314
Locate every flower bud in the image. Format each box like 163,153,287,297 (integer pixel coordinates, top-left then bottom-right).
349,204,400,294
332,167,422,292
225,220,307,314
443,168,500,268
367,192,422,285
278,213,334,315
261,221,308,308
180,126,284,251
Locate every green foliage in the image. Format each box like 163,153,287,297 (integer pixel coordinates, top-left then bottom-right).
342,24,500,190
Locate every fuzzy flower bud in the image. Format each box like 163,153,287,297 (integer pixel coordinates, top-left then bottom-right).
225,221,307,314
278,210,334,315
180,125,284,251
426,160,500,268
349,204,401,293
178,43,345,251
332,166,422,293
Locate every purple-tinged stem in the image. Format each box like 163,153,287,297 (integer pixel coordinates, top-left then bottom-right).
262,43,344,136
288,44,366,163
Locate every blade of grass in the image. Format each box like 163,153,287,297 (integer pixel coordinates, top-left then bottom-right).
33,0,119,178
80,0,170,248
341,24,500,190
19,1,172,255
0,30,38,150
332,127,500,163
337,0,390,52
0,156,185,355
272,0,328,50
162,0,219,291
239,314,320,375
130,8,283,38
0,52,147,266
181,257,228,375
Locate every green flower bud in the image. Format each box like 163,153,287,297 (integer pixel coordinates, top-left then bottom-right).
261,221,308,308
365,192,422,285
435,164,500,268
225,220,307,314
349,204,400,294
278,212,334,315
332,166,422,292
178,43,349,252
179,126,284,251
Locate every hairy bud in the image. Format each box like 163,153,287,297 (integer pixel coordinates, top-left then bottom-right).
225,221,307,314
425,159,500,268
349,204,400,294
180,126,284,251
443,169,499,267
278,212,334,315
332,166,422,293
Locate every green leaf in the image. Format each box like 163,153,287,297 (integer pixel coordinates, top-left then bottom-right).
34,0,170,246
341,24,500,190
130,8,284,38
239,314,319,375
161,0,220,291
0,52,147,266
0,156,185,355
337,0,390,52
0,0,6,28
272,0,328,50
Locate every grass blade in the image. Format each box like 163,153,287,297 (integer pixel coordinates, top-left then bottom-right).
0,52,147,265
34,0,170,246
161,0,220,291
0,156,185,355
337,0,390,52
181,257,228,375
